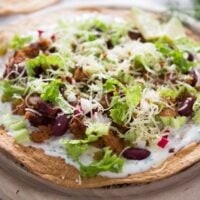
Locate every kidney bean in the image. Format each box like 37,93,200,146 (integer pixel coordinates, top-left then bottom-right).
52,114,70,136
177,96,196,116
123,147,150,160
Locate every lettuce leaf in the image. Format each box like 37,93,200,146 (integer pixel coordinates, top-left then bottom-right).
0,80,26,102
192,94,200,124
10,34,32,50
159,87,180,99
160,116,186,129
64,142,89,161
103,78,123,93
26,54,64,76
80,147,124,178
175,37,200,53
41,79,73,114
61,122,110,160
85,122,110,141
192,112,200,124
125,84,143,109
110,97,129,125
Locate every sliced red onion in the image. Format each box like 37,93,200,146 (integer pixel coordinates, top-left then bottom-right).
157,137,168,148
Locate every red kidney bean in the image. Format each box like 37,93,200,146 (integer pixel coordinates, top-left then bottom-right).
177,96,196,116
123,147,150,160
52,114,70,136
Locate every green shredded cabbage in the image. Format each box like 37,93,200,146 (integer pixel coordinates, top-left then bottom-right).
110,96,129,125
10,34,32,50
80,147,124,178
64,143,89,161
61,122,110,160
41,79,73,114
26,54,64,76
160,116,186,129
159,88,180,99
0,80,26,102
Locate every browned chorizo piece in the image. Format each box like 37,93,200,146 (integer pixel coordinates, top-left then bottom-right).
69,117,86,139
73,67,87,82
4,50,27,78
100,95,110,109
103,131,124,155
35,101,61,119
30,125,52,143
12,99,26,115
38,39,51,51
159,107,178,117
91,138,105,149
22,44,39,58
25,111,45,126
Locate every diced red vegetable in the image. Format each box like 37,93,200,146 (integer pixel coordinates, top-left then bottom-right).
37,30,44,37
157,137,169,148
51,34,56,42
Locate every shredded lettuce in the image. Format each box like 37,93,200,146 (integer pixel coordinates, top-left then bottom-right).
103,78,123,93
125,84,143,109
159,87,180,99
0,80,26,102
155,39,194,73
26,54,64,76
175,37,200,53
14,129,30,144
192,94,200,124
160,116,186,129
65,142,89,161
1,115,30,144
10,34,32,50
131,43,162,74
62,122,110,160
85,122,110,140
41,79,73,114
171,49,191,73
110,96,129,125
80,147,124,178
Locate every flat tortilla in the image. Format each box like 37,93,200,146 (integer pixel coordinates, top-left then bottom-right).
0,7,200,189
0,0,59,15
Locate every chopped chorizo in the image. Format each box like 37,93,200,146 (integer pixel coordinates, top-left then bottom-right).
103,131,124,155
73,67,87,82
159,108,177,117
25,111,44,126
69,117,86,139
12,99,26,115
30,125,52,143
